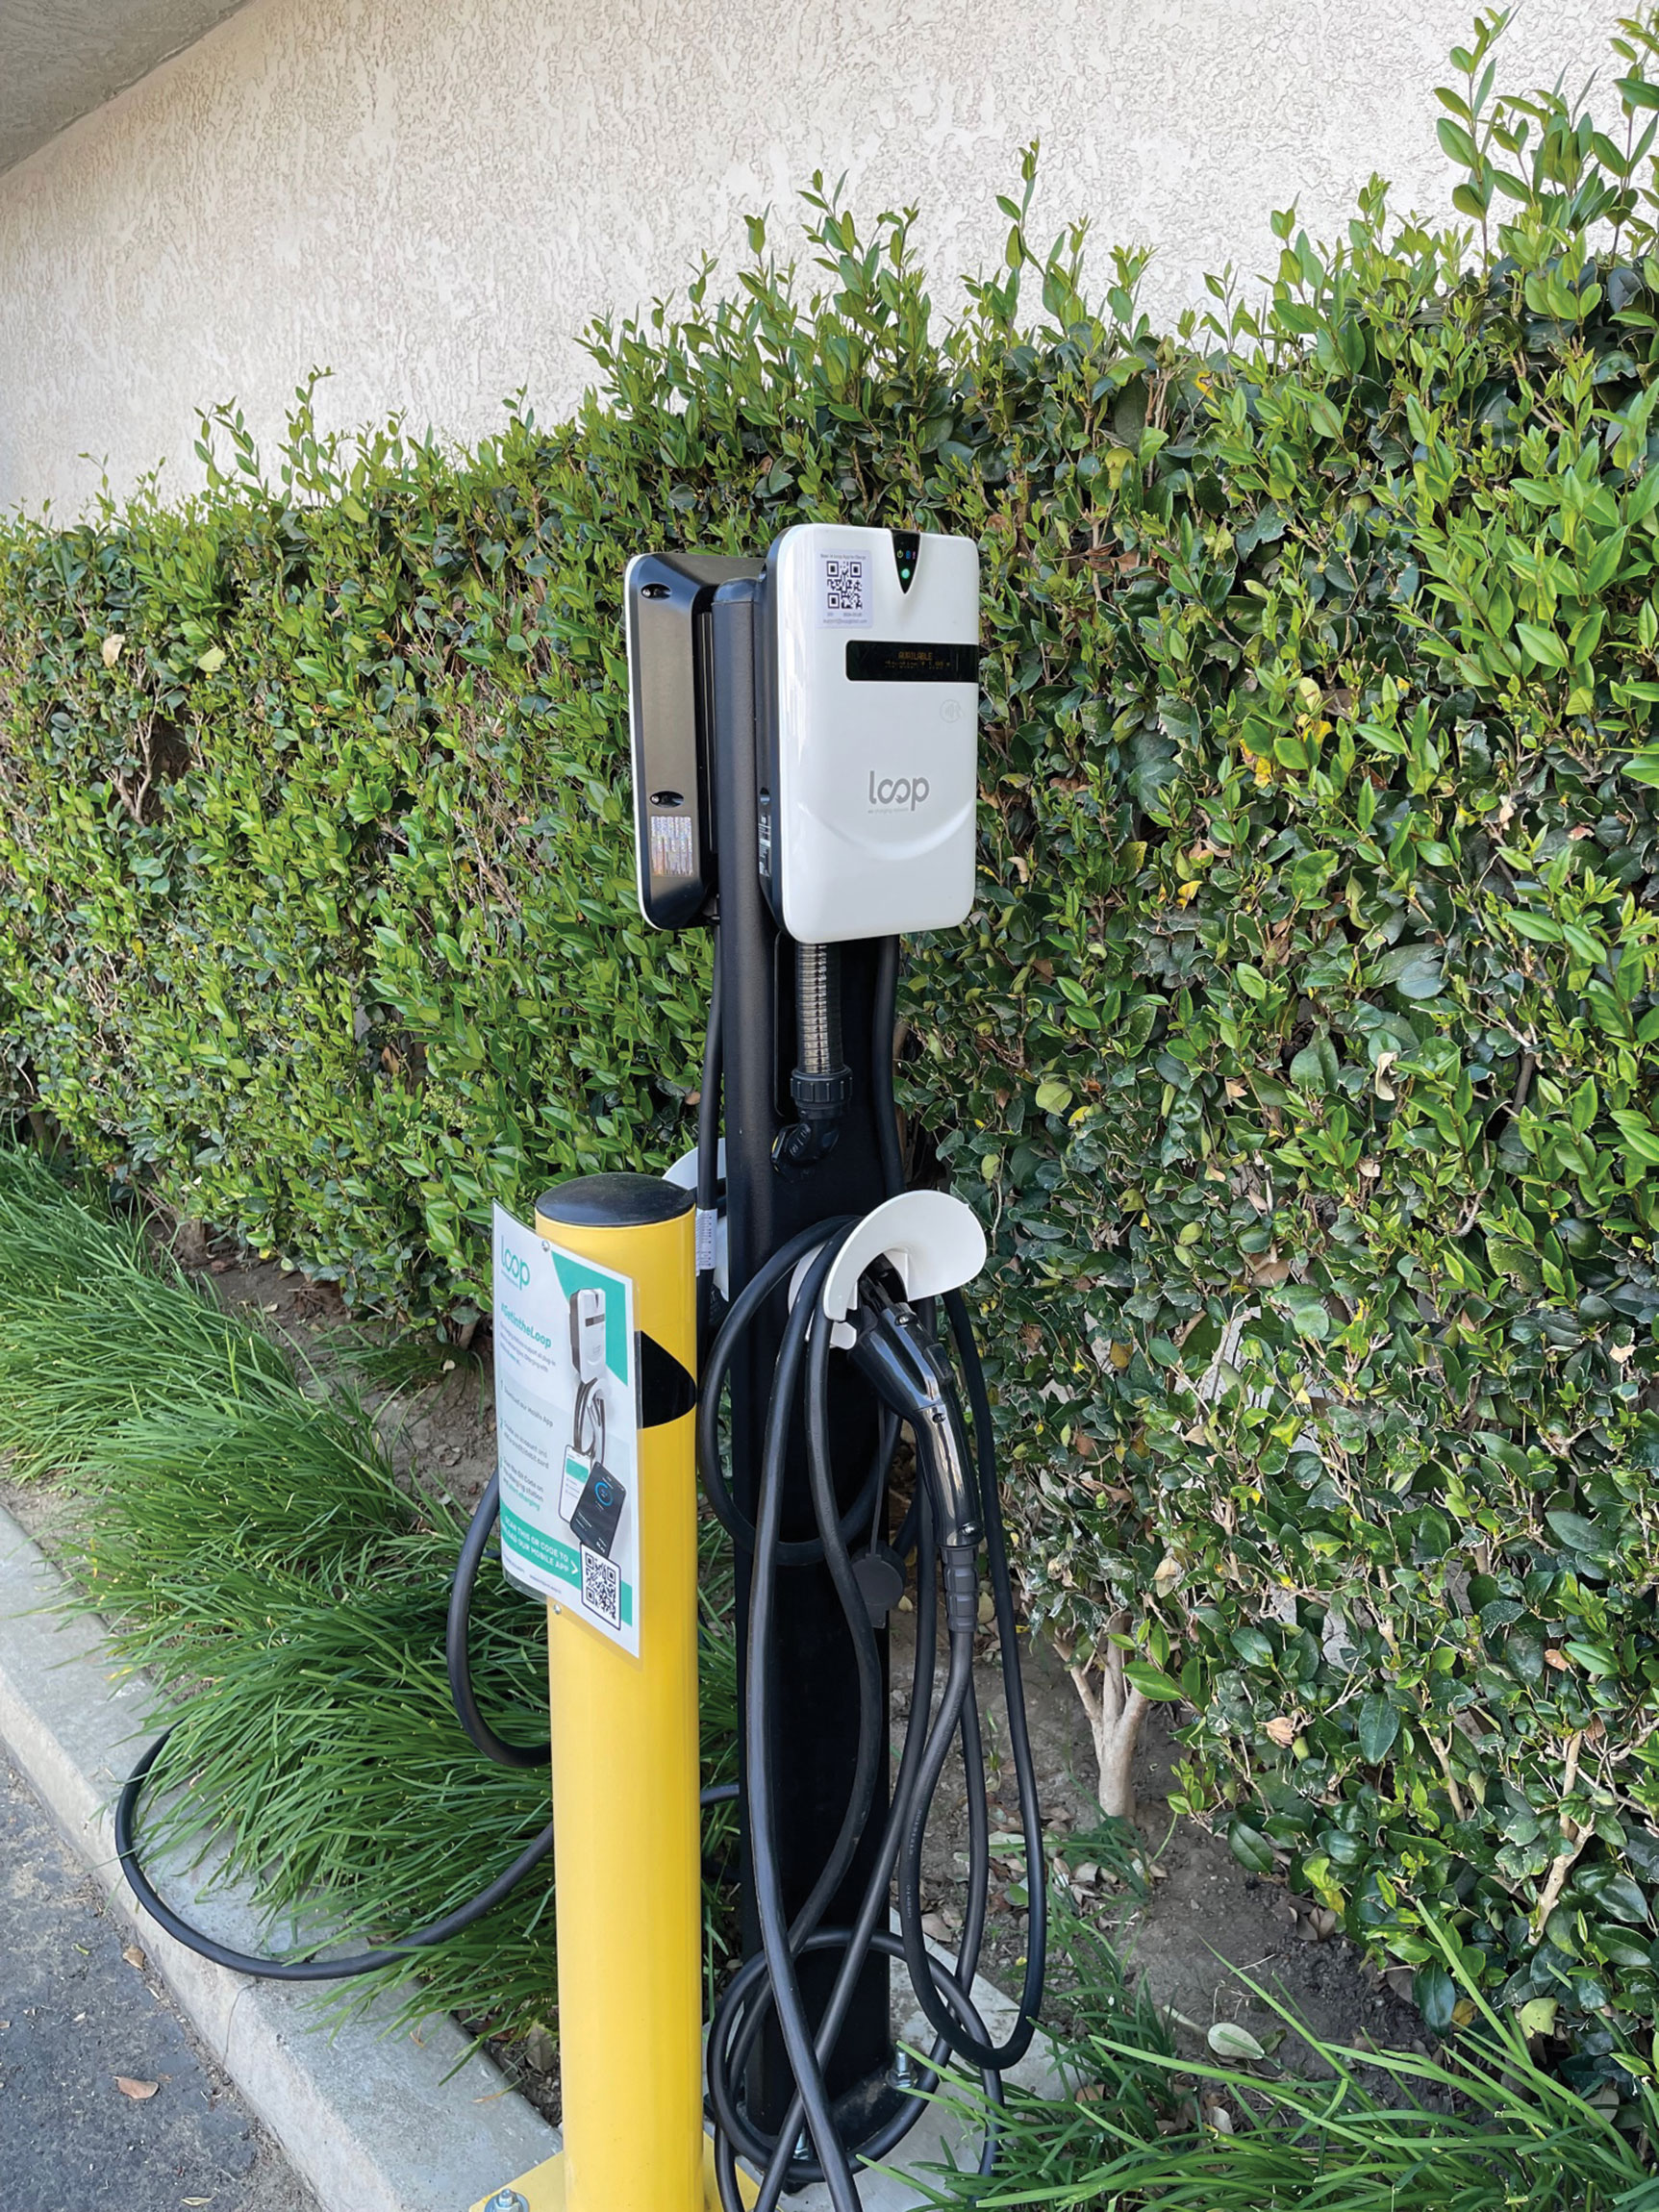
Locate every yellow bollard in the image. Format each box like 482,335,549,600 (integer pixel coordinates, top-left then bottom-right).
472,1171,734,2212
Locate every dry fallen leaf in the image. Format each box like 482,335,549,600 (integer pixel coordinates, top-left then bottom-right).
100,633,125,668
1207,2022,1266,2062
1264,1715,1298,1748
114,2075,159,2100
122,1945,146,1971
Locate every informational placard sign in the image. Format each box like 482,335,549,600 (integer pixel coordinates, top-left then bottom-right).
491,1203,639,1655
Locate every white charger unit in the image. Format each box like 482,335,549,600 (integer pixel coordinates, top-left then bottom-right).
761,524,979,945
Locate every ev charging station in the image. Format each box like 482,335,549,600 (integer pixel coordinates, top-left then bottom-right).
595,523,1043,2210
481,523,1044,2212
111,522,1044,2212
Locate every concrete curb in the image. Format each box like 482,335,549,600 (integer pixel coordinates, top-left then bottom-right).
0,1500,560,2212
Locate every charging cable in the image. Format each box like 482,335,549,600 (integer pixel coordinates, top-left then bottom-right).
696,940,1046,2212
113,1469,558,1978
571,1374,606,1465
699,1229,1045,2211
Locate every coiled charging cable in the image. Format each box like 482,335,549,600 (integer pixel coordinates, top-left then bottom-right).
115,1465,743,1976
697,937,1047,2212
113,1477,552,1980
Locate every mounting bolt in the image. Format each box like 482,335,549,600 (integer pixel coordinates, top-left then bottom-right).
889,2047,917,2091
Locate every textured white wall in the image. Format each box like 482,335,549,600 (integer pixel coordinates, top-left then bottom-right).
0,0,1629,515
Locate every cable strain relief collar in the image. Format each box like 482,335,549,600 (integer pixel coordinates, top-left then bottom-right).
941,1546,981,1635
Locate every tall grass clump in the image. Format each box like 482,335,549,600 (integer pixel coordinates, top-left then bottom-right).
923,1909,1659,2210
0,1144,735,2041
0,1145,293,1476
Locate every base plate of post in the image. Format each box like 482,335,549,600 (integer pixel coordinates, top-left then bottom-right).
470,2157,564,2212
469,2137,756,2212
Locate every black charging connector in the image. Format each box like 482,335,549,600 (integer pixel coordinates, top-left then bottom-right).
848,1296,980,1559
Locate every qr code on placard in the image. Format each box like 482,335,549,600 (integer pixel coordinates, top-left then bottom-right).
820,553,871,627
580,1545,621,1630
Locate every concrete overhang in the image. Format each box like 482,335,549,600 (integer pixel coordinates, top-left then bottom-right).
1,0,249,174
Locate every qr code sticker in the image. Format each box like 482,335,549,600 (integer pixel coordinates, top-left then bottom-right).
580,1545,621,1630
820,552,872,628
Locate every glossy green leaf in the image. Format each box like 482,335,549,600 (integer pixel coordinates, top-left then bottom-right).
1227,1820,1277,1877
1414,1963,1457,2031
1124,1662,1185,1701
1357,1693,1401,1764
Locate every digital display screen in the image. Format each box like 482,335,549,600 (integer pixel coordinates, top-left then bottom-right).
844,641,980,684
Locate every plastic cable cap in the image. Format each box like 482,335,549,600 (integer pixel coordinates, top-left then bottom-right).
819,1191,987,1321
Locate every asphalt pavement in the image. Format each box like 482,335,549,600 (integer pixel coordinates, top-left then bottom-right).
0,1754,318,2212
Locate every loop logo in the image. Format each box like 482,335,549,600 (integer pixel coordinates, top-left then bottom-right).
867,771,930,811
499,1244,533,1291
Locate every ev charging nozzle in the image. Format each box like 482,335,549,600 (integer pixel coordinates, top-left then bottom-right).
847,1292,982,1630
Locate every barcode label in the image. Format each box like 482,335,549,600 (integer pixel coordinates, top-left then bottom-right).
650,812,695,878
820,553,872,628
581,1545,621,1630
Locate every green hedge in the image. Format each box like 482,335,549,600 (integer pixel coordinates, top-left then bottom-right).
11,7,1659,2085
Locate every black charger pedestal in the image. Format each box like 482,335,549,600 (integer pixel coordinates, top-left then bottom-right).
711,576,898,2142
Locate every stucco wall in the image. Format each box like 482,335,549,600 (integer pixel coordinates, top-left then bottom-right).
0,0,1628,515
